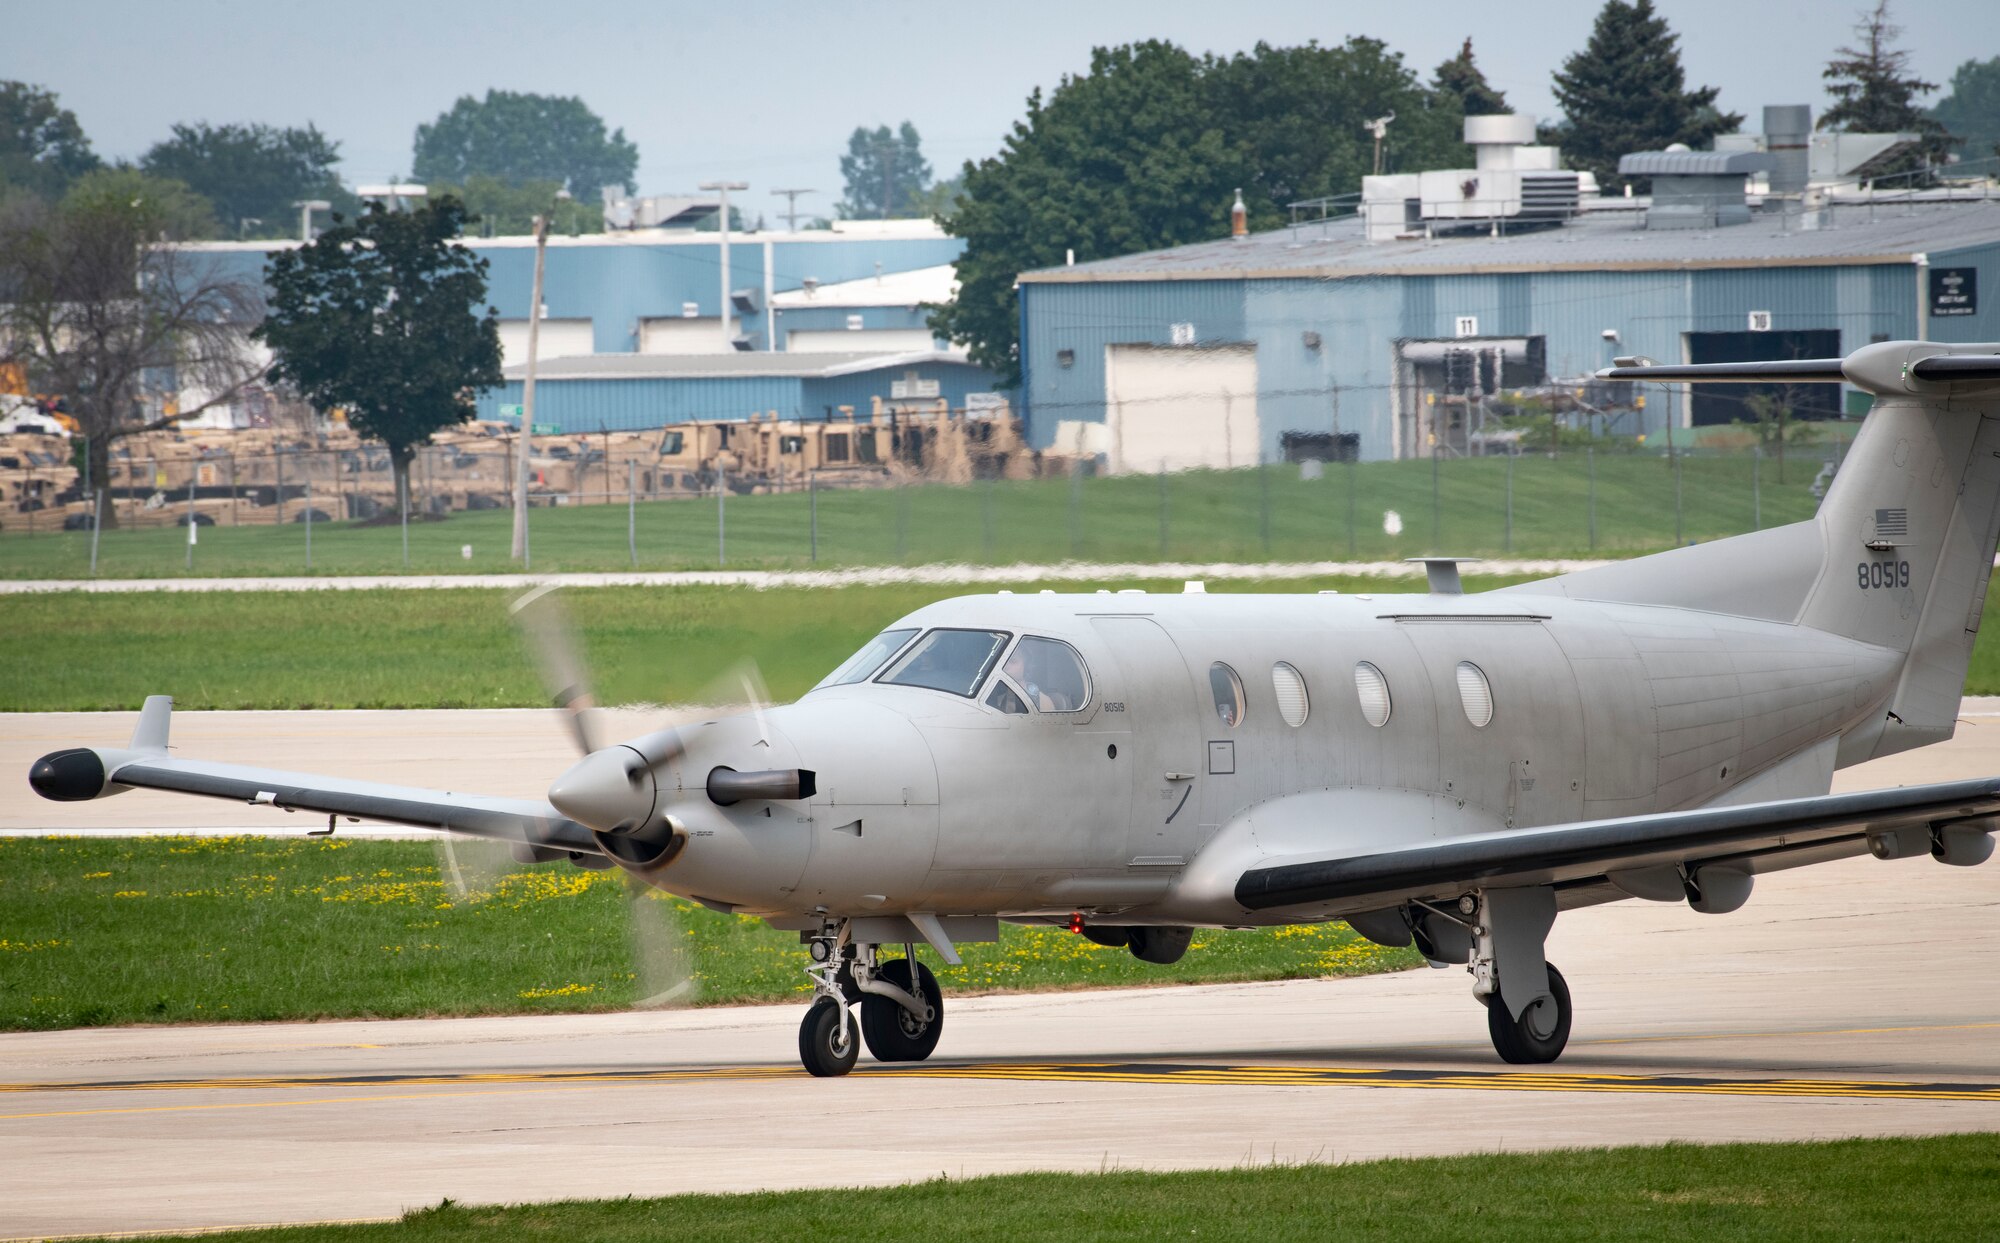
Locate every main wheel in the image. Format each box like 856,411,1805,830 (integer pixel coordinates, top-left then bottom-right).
860,957,944,1063
798,996,859,1077
1485,962,1572,1064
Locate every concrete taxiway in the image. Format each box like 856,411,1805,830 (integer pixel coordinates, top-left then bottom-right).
1,710,1997,1238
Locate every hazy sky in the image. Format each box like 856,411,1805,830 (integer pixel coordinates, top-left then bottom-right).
19,0,1999,217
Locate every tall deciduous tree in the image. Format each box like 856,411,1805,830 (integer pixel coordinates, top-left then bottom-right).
839,123,932,219
0,169,257,528
1433,38,1509,118
0,82,100,200
141,122,349,239
1821,1,1955,183
931,38,1462,384
1547,0,1742,192
1930,56,2000,160
256,197,503,516
412,91,638,202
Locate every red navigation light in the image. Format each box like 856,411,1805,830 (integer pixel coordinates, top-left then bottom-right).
1068,912,1085,934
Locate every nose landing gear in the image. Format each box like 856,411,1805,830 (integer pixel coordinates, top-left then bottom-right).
799,924,946,1076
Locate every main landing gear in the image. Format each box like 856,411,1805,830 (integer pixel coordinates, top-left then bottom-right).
1412,886,1573,1064
798,922,944,1077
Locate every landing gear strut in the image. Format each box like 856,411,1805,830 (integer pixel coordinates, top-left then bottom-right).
799,924,945,1076
1428,886,1573,1065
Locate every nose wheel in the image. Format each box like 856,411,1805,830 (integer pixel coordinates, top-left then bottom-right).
799,995,859,1077
799,926,946,1076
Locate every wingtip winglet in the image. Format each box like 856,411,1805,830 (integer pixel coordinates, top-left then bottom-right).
130,695,173,753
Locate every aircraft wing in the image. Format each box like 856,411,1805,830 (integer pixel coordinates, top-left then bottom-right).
1233,777,2000,912
29,697,602,859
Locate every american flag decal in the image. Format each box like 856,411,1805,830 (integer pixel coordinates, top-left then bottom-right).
1875,508,1908,537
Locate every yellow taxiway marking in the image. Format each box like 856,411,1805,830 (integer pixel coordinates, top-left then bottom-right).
5,1061,1999,1121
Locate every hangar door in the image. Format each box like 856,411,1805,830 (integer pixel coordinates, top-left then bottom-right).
1686,330,1841,426
1104,344,1259,473
498,319,594,368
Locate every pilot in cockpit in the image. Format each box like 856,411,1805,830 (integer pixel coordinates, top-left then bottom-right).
1005,641,1076,712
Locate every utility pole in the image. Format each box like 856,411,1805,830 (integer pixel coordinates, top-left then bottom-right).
700,180,749,349
772,188,813,232
511,212,550,562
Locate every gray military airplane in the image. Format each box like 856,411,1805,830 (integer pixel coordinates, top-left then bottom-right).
29,340,2000,1076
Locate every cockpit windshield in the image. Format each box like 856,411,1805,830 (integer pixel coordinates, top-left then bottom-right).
813,628,918,690
878,628,1010,697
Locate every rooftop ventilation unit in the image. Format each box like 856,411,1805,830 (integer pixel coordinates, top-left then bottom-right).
1619,150,1776,229
1361,115,1578,241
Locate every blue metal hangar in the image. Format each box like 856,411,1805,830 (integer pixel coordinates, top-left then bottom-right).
1014,123,2000,467
473,351,999,430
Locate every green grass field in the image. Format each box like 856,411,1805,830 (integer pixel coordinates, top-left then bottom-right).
88,1135,2000,1242
12,569,2000,713
0,450,1835,579
0,575,1523,711
0,837,1417,1032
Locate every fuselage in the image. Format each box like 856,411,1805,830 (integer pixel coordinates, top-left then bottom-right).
635,585,1905,929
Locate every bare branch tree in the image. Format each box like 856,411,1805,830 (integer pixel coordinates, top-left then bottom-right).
0,178,266,527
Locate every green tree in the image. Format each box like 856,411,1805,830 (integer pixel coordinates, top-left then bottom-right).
0,82,100,200
412,91,638,202
931,38,1462,384
256,197,503,515
1821,1,1956,183
1547,1,1743,192
1433,38,1509,118
1931,56,2000,160
0,170,254,528
432,175,600,236
839,122,932,219
140,122,349,239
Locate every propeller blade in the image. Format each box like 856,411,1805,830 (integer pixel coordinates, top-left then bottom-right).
626,880,700,1009
510,584,606,756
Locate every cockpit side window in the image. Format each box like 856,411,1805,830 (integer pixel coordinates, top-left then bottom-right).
985,681,1029,714
879,628,1011,697
998,637,1091,713
813,628,918,691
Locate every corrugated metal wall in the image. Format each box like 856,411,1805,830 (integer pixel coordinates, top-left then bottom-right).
472,360,999,430
482,235,962,354
1022,258,1948,460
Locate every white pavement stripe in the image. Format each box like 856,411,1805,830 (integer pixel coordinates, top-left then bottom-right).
0,559,1613,594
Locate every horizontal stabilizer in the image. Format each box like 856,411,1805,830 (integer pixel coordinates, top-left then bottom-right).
1597,358,1846,383
1909,354,2000,382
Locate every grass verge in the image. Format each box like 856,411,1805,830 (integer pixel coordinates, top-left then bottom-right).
0,837,1418,1032
81,1135,2000,1242
0,451,1834,579
0,575,1531,711
12,570,2000,712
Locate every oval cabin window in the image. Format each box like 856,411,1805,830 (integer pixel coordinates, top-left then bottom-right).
1354,662,1391,728
1456,661,1494,727
1271,662,1309,727
1209,662,1246,728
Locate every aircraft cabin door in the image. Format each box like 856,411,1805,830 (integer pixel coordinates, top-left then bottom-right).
1088,616,1204,868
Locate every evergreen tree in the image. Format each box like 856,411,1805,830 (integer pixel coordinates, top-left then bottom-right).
1821,1,1955,184
1930,57,2000,161
1548,0,1743,193
1433,38,1509,117
838,123,931,219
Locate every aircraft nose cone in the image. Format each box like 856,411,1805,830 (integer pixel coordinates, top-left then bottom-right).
547,745,657,834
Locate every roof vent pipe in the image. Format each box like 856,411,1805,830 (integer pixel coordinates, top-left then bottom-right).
1764,105,1811,195
1231,188,1248,239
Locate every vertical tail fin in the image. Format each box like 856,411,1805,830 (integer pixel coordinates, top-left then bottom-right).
1795,344,2000,751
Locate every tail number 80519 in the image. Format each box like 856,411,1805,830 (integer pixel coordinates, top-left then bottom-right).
1858,560,1911,590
